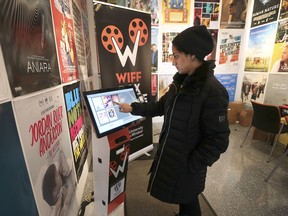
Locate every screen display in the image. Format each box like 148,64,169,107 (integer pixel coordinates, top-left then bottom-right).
83,86,143,138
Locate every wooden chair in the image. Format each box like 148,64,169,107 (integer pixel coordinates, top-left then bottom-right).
240,101,288,162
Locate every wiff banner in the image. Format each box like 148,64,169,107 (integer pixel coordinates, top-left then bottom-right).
94,3,152,155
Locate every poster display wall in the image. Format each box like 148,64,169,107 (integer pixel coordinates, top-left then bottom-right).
13,87,77,216
0,0,61,97
94,3,153,155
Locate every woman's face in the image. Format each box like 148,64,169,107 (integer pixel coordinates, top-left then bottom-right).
171,45,194,75
281,47,288,63
228,1,237,15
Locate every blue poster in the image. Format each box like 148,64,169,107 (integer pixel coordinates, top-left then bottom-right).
0,102,38,215
215,73,238,102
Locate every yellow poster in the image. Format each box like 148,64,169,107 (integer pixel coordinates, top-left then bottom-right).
162,0,190,24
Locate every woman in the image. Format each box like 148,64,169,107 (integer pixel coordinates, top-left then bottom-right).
115,26,230,216
271,44,288,72
227,0,247,28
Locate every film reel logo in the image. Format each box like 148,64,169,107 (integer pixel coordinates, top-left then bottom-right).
101,18,148,67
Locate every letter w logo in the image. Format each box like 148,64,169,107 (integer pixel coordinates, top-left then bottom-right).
100,18,149,67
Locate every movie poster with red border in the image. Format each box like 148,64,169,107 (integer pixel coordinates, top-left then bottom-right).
0,102,38,216
51,0,79,83
63,82,88,181
13,87,77,216
94,3,152,155
0,0,61,97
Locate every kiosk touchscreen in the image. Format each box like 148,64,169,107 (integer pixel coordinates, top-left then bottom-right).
83,86,143,138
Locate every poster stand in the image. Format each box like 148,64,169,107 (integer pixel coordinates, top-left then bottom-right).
92,127,131,216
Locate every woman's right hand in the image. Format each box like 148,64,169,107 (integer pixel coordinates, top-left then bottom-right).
113,101,132,113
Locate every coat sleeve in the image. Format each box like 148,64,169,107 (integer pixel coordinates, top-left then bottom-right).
130,92,166,117
189,78,230,171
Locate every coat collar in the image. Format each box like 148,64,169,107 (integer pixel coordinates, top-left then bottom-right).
173,60,215,89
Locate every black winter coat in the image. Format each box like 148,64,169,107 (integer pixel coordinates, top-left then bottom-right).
131,61,230,204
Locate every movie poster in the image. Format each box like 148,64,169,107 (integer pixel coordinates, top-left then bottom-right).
94,3,152,155
162,31,179,63
264,73,288,105
151,27,159,73
220,0,247,29
270,19,288,72
162,0,191,24
13,87,77,216
279,0,288,20
129,0,159,26
158,74,174,99
244,23,277,72
151,74,158,102
0,0,61,97
194,0,220,29
251,0,281,28
51,0,79,83
216,29,244,73
0,102,38,216
241,72,267,104
63,82,88,180
0,47,10,102
72,0,93,79
215,73,238,102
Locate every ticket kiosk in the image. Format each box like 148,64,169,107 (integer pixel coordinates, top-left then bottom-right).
83,86,143,215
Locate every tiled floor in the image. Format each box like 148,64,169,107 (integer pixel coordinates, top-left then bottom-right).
84,121,288,216
203,123,288,216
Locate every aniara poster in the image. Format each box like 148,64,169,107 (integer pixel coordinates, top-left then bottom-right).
0,0,61,97
13,87,77,216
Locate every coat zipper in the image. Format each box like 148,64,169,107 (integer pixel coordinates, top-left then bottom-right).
149,93,179,192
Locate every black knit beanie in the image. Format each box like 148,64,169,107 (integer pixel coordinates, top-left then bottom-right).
172,25,214,60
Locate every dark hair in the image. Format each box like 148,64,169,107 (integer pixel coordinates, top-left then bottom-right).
42,164,57,206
